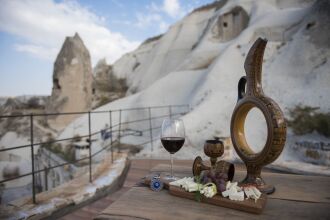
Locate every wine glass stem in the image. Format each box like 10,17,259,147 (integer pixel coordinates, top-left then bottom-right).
170,153,174,178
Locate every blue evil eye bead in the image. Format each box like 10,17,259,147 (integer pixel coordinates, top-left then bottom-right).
150,178,163,191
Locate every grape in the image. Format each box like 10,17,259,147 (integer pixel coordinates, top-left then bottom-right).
219,179,225,184
214,178,221,184
201,174,207,183
216,172,224,179
201,171,212,184
215,182,220,190
215,181,226,193
201,177,207,184
206,177,213,184
219,184,226,192
209,173,216,182
200,170,229,194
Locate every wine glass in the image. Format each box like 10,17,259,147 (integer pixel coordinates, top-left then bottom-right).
161,119,185,181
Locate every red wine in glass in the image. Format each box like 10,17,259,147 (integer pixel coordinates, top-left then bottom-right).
161,119,185,180
161,137,185,154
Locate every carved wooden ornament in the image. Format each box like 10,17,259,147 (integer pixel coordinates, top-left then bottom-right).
192,139,235,182
230,38,287,194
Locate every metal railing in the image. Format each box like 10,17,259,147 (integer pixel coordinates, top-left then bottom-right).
0,104,189,204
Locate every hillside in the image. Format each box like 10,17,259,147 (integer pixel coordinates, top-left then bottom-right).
60,0,330,174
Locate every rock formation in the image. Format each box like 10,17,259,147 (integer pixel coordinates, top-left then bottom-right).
111,1,250,94
60,0,330,174
92,59,128,108
212,6,249,42
46,33,93,130
1,98,23,113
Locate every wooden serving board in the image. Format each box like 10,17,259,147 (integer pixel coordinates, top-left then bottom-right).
169,185,267,214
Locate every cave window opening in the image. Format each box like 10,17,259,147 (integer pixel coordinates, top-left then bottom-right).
223,22,228,27
54,78,61,90
306,21,316,30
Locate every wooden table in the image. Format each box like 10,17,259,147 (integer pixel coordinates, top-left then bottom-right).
95,164,330,219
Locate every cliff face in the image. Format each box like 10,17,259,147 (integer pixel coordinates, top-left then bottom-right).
46,33,93,130
109,0,329,142
110,1,252,95
61,0,330,173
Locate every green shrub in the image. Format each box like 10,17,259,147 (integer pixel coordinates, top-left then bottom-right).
95,96,112,108
72,135,81,142
27,97,42,109
142,34,163,45
41,136,55,149
40,135,76,162
314,113,330,137
287,105,330,137
63,144,76,162
118,78,128,92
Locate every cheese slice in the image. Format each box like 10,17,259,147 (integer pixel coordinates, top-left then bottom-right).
222,186,237,197
252,187,261,198
229,191,245,201
244,186,261,202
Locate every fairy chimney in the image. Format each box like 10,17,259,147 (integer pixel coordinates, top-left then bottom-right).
46,33,93,130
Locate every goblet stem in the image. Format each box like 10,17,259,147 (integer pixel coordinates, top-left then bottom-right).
211,157,217,170
170,153,174,178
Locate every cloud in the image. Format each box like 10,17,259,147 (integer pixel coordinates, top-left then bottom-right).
133,0,184,33
14,44,58,60
134,12,171,34
146,0,184,18
0,0,140,65
135,13,162,29
162,0,182,18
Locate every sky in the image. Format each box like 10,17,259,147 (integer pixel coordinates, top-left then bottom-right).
0,0,214,97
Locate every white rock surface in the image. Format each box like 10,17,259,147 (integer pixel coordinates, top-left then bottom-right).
60,0,330,174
